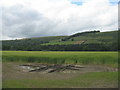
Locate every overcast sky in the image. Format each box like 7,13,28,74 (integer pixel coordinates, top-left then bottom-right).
1,0,118,40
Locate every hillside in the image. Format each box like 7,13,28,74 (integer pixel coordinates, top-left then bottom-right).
2,30,118,51
42,31,118,45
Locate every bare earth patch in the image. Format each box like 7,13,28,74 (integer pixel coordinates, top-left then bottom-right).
2,62,118,88
19,63,117,73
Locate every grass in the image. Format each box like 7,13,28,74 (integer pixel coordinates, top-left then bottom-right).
3,72,118,88
2,51,118,88
41,41,75,45
2,51,118,67
40,31,118,45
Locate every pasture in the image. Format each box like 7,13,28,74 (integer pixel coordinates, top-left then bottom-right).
2,51,118,88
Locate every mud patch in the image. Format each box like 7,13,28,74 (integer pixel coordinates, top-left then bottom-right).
19,64,117,73
19,64,84,73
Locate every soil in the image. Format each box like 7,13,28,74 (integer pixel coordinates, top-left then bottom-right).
19,63,117,73
2,62,118,88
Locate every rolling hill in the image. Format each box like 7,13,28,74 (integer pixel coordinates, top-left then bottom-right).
2,30,118,51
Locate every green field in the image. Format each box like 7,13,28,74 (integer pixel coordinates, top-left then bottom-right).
41,31,118,45
2,51,118,88
2,51,118,67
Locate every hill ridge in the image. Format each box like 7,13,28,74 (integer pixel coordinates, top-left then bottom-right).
2,30,118,51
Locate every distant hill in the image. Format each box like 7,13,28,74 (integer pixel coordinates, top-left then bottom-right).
2,30,118,51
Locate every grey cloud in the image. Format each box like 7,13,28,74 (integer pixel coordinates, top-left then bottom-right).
2,5,58,39
2,3,118,40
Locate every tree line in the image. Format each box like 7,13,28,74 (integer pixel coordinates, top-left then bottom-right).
61,30,100,41
2,42,118,51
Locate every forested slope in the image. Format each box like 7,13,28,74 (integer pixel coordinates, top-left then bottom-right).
2,30,118,51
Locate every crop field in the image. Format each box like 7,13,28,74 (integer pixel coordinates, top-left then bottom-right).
2,51,118,88
2,51,118,67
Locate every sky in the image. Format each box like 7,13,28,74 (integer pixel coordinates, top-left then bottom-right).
1,0,119,40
